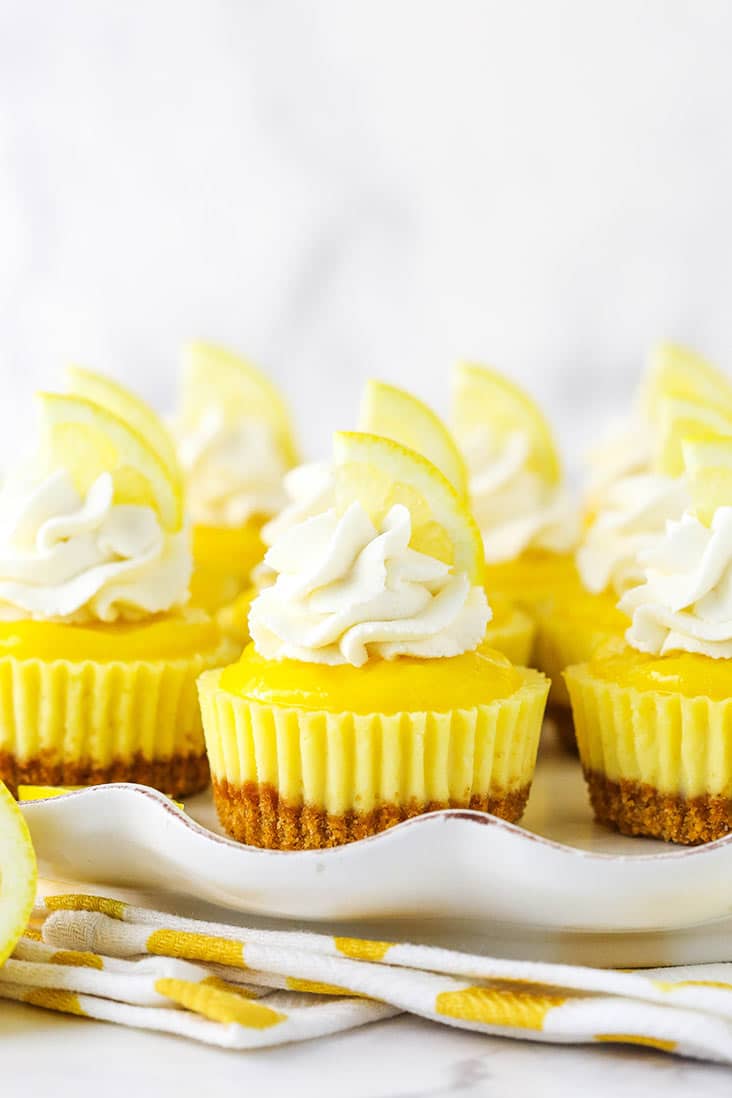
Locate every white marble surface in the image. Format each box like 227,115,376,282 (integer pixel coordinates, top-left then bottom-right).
2,1003,732,1098
3,1,732,468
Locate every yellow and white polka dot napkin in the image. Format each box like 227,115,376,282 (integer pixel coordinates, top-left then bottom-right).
2,893,732,1061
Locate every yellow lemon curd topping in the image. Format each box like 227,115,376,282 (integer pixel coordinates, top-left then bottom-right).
586,651,732,701
560,587,630,632
0,612,221,663
190,522,266,611
484,549,580,604
220,642,523,716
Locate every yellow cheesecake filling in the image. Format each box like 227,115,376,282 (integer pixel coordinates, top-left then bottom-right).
220,642,523,716
0,613,222,664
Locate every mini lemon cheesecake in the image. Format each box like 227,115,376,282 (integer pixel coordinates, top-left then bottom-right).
537,344,732,738
174,343,299,613
566,436,732,844
199,432,549,849
0,369,234,796
451,363,581,616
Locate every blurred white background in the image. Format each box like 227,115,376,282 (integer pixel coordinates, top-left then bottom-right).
2,0,732,470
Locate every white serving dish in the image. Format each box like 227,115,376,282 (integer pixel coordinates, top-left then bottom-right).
20,727,732,967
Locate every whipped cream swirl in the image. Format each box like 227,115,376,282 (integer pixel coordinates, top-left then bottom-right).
620,507,732,659
577,473,689,597
0,470,191,623
249,502,491,667
585,413,652,508
462,428,579,563
253,461,336,590
177,408,288,526
261,461,335,546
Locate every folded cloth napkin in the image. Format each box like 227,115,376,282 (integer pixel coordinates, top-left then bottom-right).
2,893,732,1061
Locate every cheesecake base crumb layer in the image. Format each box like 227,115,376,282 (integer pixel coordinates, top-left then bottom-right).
212,778,531,849
585,769,732,845
0,750,210,799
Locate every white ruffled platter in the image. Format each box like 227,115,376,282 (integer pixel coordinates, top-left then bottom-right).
20,726,732,968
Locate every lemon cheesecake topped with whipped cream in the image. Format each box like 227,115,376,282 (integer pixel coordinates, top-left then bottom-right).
0,369,234,796
585,342,732,515
198,431,549,849
451,362,580,613
566,435,732,843
536,344,732,732
174,342,298,613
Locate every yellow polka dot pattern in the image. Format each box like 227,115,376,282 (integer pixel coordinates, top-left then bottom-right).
286,978,359,997
334,938,392,962
436,986,566,1030
45,894,126,920
155,979,285,1029
595,1034,678,1053
147,929,246,968
24,988,87,1016
51,950,104,970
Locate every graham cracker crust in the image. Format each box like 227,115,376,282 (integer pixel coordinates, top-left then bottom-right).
0,750,210,799
586,770,732,845
212,778,531,849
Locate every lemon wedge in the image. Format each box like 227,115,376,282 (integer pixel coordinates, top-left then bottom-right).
452,362,561,484
644,343,732,420
333,431,484,582
66,366,182,489
181,342,298,467
682,437,732,526
654,397,732,477
359,379,468,497
0,781,37,967
37,393,183,531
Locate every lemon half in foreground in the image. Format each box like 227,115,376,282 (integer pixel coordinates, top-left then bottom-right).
359,379,468,497
452,362,561,484
0,781,36,967
333,431,484,582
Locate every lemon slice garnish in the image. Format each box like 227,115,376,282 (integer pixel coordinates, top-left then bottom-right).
359,380,468,497
0,781,37,967
66,366,182,489
452,362,561,484
654,397,732,477
644,343,732,420
37,393,183,531
682,437,732,526
181,342,298,467
333,431,484,582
